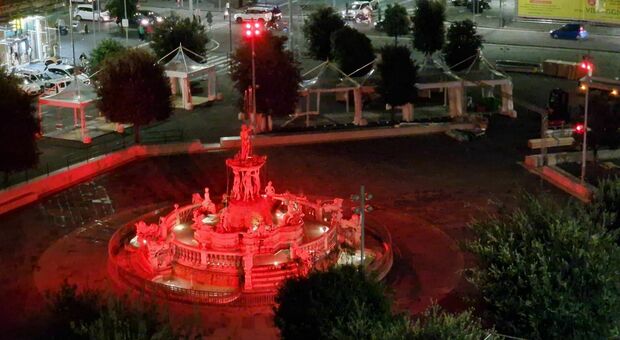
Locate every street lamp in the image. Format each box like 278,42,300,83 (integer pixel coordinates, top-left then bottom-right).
244,19,261,127
351,185,373,268
579,56,594,184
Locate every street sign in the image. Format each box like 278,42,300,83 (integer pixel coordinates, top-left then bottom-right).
121,19,129,28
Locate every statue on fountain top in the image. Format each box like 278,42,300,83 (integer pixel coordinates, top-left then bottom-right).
239,124,253,160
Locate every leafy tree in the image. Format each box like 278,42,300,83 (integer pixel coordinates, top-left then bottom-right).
274,265,397,339
443,20,483,71
0,69,39,185
151,15,209,61
105,0,138,25
303,7,345,60
230,33,300,118
410,305,494,339
96,49,172,143
411,0,445,57
377,45,417,109
88,39,126,74
331,26,375,77
466,195,620,339
329,300,413,339
383,4,410,45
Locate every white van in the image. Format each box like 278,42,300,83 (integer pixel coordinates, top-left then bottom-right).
74,4,112,22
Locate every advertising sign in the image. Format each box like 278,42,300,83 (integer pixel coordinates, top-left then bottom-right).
518,0,620,25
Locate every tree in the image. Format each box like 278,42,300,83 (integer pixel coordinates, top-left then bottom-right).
331,26,375,77
0,69,39,185
410,305,495,339
466,195,620,339
303,7,345,60
105,0,138,25
230,33,300,119
377,45,417,109
443,20,483,71
274,265,398,339
151,15,209,61
96,49,172,143
411,0,445,58
88,39,126,74
383,4,410,45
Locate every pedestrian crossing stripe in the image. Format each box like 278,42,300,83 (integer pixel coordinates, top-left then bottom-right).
206,55,231,74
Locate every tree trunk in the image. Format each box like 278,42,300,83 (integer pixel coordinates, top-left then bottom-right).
134,124,141,144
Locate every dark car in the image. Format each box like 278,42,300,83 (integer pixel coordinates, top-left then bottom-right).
466,0,490,13
550,23,588,40
132,10,164,27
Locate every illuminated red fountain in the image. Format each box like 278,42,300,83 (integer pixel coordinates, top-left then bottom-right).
108,125,391,305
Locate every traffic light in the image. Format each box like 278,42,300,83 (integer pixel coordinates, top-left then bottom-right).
574,123,585,134
244,20,262,39
580,55,594,76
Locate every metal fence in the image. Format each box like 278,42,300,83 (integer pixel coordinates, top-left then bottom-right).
2,129,184,189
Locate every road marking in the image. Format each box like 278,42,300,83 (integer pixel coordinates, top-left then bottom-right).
207,55,230,74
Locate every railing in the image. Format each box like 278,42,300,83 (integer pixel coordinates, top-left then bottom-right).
172,239,243,269
1,128,184,189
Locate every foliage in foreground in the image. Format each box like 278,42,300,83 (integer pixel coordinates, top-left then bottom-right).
588,176,620,240
303,7,345,60
96,49,172,143
409,304,494,340
443,20,483,71
43,281,174,339
105,0,138,25
331,26,375,77
466,195,620,339
274,265,396,339
411,0,445,57
89,39,126,74
377,45,417,107
0,69,39,183
151,15,209,62
230,33,301,118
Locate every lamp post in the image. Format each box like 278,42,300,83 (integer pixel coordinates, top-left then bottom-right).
244,19,261,127
351,185,373,268
123,0,129,45
580,57,594,184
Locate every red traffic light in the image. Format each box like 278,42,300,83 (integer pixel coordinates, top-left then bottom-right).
243,20,262,38
574,123,585,134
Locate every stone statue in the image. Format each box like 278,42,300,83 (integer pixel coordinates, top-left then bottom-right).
242,172,254,201
232,170,241,200
341,214,361,246
201,187,216,214
264,181,275,196
191,193,203,205
136,220,160,242
203,187,211,204
239,124,252,160
251,170,261,196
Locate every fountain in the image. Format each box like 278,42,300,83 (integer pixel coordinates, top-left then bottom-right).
108,125,391,305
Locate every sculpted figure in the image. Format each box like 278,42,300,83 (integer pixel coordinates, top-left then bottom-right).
191,193,203,205
251,170,261,196
239,124,253,160
243,172,254,201
264,181,275,196
232,170,241,200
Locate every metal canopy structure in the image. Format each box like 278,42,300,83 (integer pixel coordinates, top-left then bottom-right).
297,60,365,126
159,44,218,110
38,81,97,143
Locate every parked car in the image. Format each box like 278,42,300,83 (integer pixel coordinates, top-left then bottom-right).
341,0,379,21
132,10,165,27
47,63,90,84
73,4,112,22
14,74,44,96
549,23,588,40
15,66,72,94
233,7,275,23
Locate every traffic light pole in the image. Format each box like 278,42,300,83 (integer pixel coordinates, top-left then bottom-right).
251,19,257,127
580,72,591,184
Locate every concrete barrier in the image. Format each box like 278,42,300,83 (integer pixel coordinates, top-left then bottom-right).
540,166,594,202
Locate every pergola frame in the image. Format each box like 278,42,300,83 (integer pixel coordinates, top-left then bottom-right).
159,44,218,111
37,82,96,143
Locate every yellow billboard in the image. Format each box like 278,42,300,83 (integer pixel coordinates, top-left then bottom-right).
518,0,620,25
